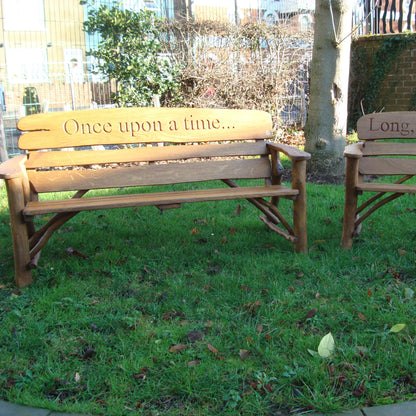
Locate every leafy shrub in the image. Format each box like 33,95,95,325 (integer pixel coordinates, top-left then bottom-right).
161,20,312,129
82,3,181,107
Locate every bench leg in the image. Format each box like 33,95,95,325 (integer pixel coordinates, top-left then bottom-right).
292,159,308,253
341,157,359,250
5,177,32,287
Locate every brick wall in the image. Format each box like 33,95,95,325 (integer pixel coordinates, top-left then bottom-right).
349,34,416,128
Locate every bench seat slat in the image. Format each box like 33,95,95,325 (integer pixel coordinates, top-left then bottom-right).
359,157,416,175
23,185,298,215
28,158,272,193
25,142,268,169
356,183,416,193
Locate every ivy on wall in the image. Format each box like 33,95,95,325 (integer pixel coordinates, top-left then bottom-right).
409,89,416,111
364,34,415,112
349,33,416,127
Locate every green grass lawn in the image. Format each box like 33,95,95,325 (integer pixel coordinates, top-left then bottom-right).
0,180,416,415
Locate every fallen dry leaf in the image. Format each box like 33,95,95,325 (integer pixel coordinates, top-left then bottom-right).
297,308,318,327
195,238,207,244
305,308,318,319
264,383,273,393
355,346,369,358
82,348,97,360
243,300,261,315
327,365,335,376
318,332,335,358
239,349,250,360
248,380,259,390
390,323,407,333
186,331,204,343
162,311,186,321
168,344,188,353
261,244,277,249
352,383,366,397
358,312,366,321
66,247,87,259
206,265,222,275
245,336,254,345
207,344,219,354
133,367,148,380
187,360,200,367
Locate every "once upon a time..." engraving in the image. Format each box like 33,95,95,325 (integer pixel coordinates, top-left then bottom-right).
63,115,236,137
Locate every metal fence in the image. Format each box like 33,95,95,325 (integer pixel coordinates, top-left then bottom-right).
0,0,314,157
353,0,416,34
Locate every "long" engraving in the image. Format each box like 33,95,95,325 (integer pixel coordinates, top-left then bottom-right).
369,117,411,136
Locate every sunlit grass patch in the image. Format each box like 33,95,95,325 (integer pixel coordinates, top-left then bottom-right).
0,181,416,415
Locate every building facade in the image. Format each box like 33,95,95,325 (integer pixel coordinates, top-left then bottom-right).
0,0,313,154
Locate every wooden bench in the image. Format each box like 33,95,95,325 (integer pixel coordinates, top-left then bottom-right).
0,107,310,287
341,111,416,249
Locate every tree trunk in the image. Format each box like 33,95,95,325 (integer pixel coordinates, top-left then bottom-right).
304,0,352,178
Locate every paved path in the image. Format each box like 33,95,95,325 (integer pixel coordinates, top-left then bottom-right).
1,399,416,415
311,401,416,415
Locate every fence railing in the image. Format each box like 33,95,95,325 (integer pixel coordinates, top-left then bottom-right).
353,0,416,34
0,1,314,158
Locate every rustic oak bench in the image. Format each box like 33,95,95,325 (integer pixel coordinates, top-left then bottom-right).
341,111,416,249
0,107,310,287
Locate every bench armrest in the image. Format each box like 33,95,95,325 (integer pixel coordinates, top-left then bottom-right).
0,154,27,180
344,143,363,159
266,142,311,161
266,142,309,254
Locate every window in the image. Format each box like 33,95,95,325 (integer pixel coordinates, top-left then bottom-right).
123,0,142,11
64,49,84,84
3,0,45,31
6,48,49,83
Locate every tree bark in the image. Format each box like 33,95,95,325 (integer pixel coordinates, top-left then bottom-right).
304,0,352,178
